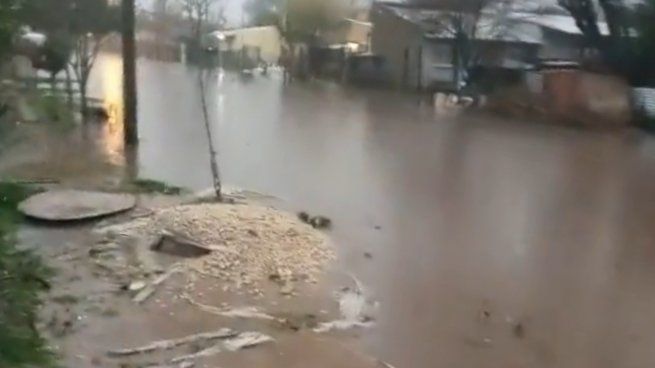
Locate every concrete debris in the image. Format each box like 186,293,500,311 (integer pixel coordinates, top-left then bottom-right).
107,328,236,357
97,203,335,292
151,231,213,258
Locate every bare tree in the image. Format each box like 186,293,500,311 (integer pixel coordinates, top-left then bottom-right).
557,0,650,84
409,0,516,91
179,0,225,40
68,0,120,119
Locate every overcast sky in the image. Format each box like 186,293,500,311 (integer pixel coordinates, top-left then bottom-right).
138,0,249,26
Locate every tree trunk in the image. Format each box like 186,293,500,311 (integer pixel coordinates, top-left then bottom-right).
80,76,89,120
64,68,73,111
122,0,139,145
198,72,222,201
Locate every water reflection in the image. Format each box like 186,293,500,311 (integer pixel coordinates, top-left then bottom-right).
49,53,655,367
88,54,125,166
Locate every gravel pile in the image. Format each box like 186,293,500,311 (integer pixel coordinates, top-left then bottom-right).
100,203,335,294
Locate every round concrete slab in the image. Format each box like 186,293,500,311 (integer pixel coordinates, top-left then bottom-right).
19,190,136,221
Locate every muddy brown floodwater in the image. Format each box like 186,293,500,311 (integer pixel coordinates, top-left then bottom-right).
5,53,655,367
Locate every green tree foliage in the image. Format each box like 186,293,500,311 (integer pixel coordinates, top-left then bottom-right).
244,0,346,42
559,0,655,85
243,0,284,27
19,0,120,117
0,0,24,60
0,183,53,368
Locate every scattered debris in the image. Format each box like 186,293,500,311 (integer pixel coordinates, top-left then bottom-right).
280,282,295,296
51,294,79,305
277,313,319,331
127,280,147,292
107,328,236,357
314,275,377,333
169,344,223,364
133,264,183,304
310,216,332,229
183,296,275,321
378,360,397,368
512,322,525,339
298,211,332,229
151,231,212,258
168,332,272,364
223,331,273,351
298,211,311,224
97,203,334,292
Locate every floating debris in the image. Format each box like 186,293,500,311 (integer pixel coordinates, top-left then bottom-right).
169,332,272,364
224,331,273,351
133,264,183,304
314,275,377,333
107,328,236,357
183,296,276,321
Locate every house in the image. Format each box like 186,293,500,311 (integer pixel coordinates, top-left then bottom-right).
207,26,285,65
322,18,373,53
369,2,609,91
510,12,609,62
370,2,541,90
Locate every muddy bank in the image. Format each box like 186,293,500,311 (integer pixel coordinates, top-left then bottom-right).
18,193,381,368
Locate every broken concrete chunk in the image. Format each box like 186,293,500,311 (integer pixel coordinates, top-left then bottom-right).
150,231,212,258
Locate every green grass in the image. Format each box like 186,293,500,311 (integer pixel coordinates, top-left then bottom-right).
0,182,55,367
132,179,184,195
33,93,76,131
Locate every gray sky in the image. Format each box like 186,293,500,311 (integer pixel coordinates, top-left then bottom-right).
138,0,249,26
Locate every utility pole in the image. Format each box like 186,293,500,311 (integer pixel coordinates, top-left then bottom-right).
122,0,138,145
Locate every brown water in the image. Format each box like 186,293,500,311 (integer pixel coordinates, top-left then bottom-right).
11,54,655,367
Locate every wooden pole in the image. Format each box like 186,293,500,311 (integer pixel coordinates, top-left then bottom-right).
122,0,138,145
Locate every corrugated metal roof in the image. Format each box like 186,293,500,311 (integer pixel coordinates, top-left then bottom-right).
378,3,611,43
383,6,542,44
510,13,610,35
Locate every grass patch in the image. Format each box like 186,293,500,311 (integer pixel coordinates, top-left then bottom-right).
33,94,76,131
0,182,55,367
132,179,184,195
51,294,78,305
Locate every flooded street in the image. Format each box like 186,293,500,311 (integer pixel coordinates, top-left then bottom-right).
9,54,655,367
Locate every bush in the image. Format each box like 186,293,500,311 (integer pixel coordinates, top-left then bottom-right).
0,183,54,368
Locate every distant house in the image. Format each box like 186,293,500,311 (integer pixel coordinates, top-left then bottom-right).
207,26,285,65
369,2,609,91
510,12,609,61
322,18,373,53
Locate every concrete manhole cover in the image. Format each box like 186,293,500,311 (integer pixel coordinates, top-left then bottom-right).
18,190,136,221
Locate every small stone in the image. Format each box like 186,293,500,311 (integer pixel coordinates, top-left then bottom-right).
128,281,147,292
280,283,294,295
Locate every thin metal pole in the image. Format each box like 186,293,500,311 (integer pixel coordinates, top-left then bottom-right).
122,0,138,145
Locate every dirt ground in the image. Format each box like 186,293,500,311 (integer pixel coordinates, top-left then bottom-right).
18,194,384,368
